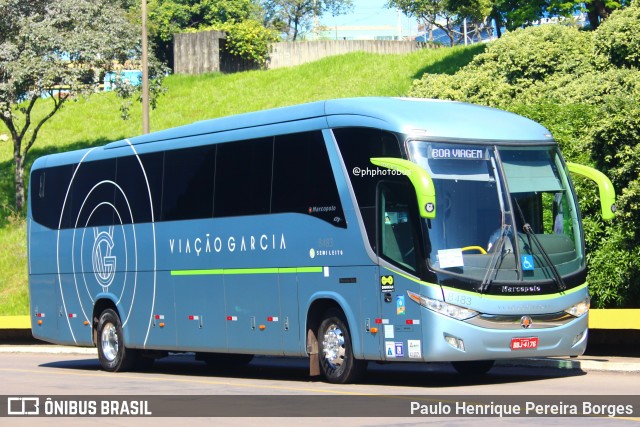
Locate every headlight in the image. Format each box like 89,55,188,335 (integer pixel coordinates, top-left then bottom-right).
407,290,478,321
564,295,590,317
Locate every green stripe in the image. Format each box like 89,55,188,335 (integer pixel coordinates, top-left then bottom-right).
171,266,323,276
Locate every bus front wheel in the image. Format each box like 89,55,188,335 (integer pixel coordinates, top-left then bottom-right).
96,308,137,372
318,309,365,384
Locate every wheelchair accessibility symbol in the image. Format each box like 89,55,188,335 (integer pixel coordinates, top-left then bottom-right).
521,255,535,271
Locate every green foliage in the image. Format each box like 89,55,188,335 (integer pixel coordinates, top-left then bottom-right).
147,0,263,65
387,0,492,46
0,0,163,212
217,20,280,67
148,0,261,43
0,211,27,315
410,9,640,307
584,223,640,308
593,1,640,68
411,25,592,106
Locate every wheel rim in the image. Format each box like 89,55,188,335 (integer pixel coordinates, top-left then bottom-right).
322,324,346,369
101,322,119,362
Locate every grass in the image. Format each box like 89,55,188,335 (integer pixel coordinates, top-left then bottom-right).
0,213,28,315
0,44,484,315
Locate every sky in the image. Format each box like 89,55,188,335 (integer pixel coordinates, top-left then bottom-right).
318,0,420,37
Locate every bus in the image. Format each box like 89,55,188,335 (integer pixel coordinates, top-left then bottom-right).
27,97,615,383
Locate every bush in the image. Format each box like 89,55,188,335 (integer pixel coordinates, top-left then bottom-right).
593,2,640,69
219,20,280,68
409,8,640,307
191,20,279,69
410,25,592,106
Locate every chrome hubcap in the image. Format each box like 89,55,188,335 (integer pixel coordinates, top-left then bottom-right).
101,322,118,362
322,324,346,368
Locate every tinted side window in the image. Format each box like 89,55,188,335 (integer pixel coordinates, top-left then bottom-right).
272,131,346,228
333,128,402,250
70,159,117,228
116,152,164,224
379,182,421,273
214,138,273,218
30,165,74,229
162,145,216,221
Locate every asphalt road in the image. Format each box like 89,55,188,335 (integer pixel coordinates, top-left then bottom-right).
0,351,639,426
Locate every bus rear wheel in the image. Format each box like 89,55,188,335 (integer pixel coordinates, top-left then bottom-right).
318,309,365,384
96,308,137,372
451,360,495,375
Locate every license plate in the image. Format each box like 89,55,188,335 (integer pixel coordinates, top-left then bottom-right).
510,337,539,350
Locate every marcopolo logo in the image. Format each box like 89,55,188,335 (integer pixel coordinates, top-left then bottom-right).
92,227,117,291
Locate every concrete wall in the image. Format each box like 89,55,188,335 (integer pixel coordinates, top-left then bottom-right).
173,32,437,74
267,40,434,70
173,30,226,75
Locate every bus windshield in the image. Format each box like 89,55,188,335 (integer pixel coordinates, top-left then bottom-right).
407,141,584,286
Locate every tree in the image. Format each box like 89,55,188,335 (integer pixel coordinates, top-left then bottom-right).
487,0,585,36
264,0,354,41
488,0,629,35
584,0,628,29
148,0,264,66
0,0,160,212
387,0,491,46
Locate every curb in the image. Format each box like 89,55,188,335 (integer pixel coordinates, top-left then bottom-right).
0,345,97,355
496,357,640,373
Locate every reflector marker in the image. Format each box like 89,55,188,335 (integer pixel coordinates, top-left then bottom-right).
36,313,46,318
406,319,421,325
154,314,164,320
68,313,77,318
188,315,200,321
267,316,279,322
227,316,238,321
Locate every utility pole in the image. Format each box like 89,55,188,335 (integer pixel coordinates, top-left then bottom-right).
141,0,150,134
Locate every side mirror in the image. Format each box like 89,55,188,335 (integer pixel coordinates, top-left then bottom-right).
566,162,616,220
370,157,436,219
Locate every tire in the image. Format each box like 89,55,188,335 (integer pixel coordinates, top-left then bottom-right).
96,308,137,372
451,360,495,375
318,308,365,384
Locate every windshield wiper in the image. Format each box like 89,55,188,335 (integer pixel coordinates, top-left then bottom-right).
513,199,566,292
480,224,511,293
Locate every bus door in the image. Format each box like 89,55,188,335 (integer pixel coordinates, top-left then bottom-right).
377,181,425,361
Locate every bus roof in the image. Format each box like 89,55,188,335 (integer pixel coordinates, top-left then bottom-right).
118,97,553,147
34,98,554,168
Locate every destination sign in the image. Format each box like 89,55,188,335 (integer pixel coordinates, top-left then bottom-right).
429,147,487,160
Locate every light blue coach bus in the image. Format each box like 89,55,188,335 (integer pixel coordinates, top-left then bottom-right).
28,98,615,383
